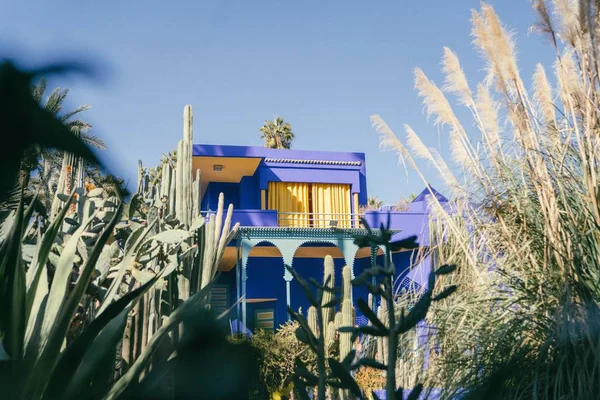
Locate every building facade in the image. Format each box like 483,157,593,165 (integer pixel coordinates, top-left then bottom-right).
192,144,446,333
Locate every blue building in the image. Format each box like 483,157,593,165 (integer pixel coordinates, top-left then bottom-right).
192,144,446,333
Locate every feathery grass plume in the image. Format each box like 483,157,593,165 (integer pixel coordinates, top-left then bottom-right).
404,125,460,190
414,67,457,128
414,68,484,180
371,2,600,399
552,0,582,48
532,0,559,48
372,114,412,178
555,48,583,106
470,8,513,98
532,63,557,125
475,84,502,151
430,148,461,193
442,47,472,106
481,3,521,85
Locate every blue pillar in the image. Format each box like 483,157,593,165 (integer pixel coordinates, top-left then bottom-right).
241,245,248,334
235,238,241,325
284,266,293,320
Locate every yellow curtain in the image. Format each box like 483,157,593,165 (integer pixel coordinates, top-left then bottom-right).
267,182,310,227
311,183,351,228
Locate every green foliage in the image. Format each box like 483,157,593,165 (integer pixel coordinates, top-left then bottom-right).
259,116,295,149
288,218,456,399
0,60,99,207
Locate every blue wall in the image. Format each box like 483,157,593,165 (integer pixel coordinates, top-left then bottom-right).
217,248,421,330
245,255,288,327
202,182,240,211
239,174,260,209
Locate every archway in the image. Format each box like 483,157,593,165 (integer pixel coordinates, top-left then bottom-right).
244,241,286,332
289,241,345,317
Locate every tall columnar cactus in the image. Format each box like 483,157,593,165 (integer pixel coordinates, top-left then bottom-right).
342,265,352,303
308,306,319,337
199,193,239,289
340,299,353,362
376,299,389,365
192,169,201,219
334,311,343,330
179,104,194,227
321,255,335,334
175,140,183,222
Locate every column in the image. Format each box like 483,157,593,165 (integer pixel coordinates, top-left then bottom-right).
283,266,293,320
261,189,266,210
235,238,241,324
370,245,378,311
241,244,248,334
353,193,360,228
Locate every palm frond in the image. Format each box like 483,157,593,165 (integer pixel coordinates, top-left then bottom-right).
44,87,69,115
60,105,91,122
80,133,105,150
31,78,47,103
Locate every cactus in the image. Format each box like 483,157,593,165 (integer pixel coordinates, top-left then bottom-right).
339,299,353,362
342,264,352,302
334,311,343,330
321,255,335,333
376,299,389,365
308,306,319,337
326,321,336,349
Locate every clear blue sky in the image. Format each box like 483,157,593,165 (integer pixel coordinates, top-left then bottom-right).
1,1,554,204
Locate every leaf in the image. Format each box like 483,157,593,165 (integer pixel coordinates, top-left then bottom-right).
432,285,457,302
292,377,311,400
341,349,356,367
132,268,156,285
406,383,423,400
64,217,78,226
434,264,457,275
37,221,89,350
57,193,72,203
189,216,205,231
151,229,191,244
356,298,388,333
285,265,318,307
0,340,9,360
328,358,362,397
105,279,216,399
295,358,318,386
28,203,123,398
351,357,387,371
288,307,318,351
398,291,432,335
0,194,26,359
390,235,419,251
87,187,104,198
62,309,128,399
128,193,141,220
322,298,341,308
44,271,160,400
339,325,387,337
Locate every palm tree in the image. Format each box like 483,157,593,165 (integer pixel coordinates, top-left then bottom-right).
259,117,294,149
26,78,106,212
359,196,384,213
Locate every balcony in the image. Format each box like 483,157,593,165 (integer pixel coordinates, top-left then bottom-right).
202,209,364,228
200,209,430,234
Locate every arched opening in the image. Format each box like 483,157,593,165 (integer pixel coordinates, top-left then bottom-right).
245,241,285,332
289,241,345,317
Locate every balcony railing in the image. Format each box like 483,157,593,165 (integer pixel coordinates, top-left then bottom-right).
275,212,365,229
200,209,367,228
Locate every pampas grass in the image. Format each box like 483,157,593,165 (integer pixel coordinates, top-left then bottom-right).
373,1,600,399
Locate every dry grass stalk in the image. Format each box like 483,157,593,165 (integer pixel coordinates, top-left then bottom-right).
372,1,600,398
